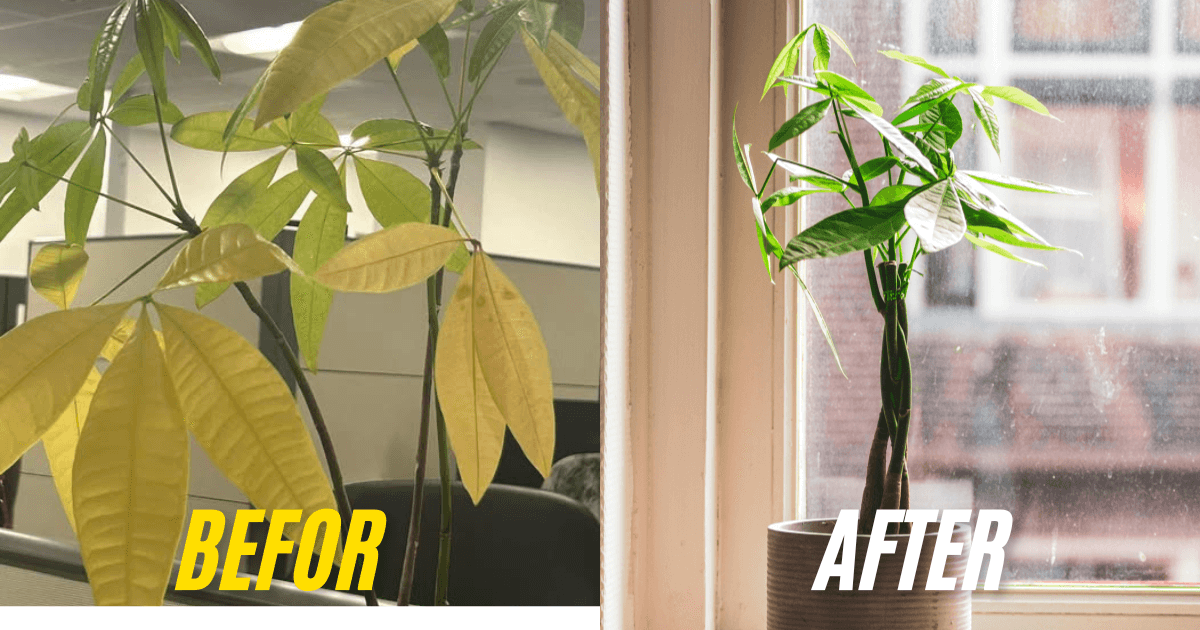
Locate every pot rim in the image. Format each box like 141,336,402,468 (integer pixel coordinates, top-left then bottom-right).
769,517,971,539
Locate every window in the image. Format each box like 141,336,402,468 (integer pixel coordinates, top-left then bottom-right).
805,0,1200,583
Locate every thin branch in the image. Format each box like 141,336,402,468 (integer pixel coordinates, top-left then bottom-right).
102,120,177,207
90,233,191,306
429,167,474,240
152,94,186,218
22,163,185,229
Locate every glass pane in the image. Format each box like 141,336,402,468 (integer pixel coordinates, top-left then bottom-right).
804,0,1200,583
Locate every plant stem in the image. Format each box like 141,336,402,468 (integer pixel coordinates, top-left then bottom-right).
397,159,444,605
233,281,380,606
152,94,186,218
89,233,191,306
102,120,176,207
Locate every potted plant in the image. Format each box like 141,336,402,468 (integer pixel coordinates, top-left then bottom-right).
0,0,599,607
733,23,1084,629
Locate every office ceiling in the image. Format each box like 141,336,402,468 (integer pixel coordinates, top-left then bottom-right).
0,0,604,137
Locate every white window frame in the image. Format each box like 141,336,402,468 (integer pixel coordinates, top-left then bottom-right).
601,0,1200,628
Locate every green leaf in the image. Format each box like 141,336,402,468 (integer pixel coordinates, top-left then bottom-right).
12,129,37,212
242,171,312,241
760,186,823,211
780,203,907,266
982,85,1055,118
550,0,584,46
200,151,286,229
844,156,900,186
110,54,146,104
732,109,754,192
420,22,453,79
964,232,1046,267
295,147,351,211
954,175,1048,244
970,224,1078,255
816,70,876,104
65,131,107,245
133,0,168,101
173,111,291,152
158,0,182,60
108,94,184,126
871,184,915,206
790,267,845,377
769,98,831,151
812,26,830,72
904,179,965,252
287,95,341,147
903,78,965,108
292,195,346,371
845,102,937,175
750,197,784,279
256,0,458,127
969,86,1001,157
354,156,431,226
87,2,133,124
919,98,963,153
816,24,854,64
520,2,557,49
763,27,809,99
878,49,950,78
470,1,524,81
224,64,270,147
4,123,92,235
960,170,1088,196
764,153,849,191
156,0,221,80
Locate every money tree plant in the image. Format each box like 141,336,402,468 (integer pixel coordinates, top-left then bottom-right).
0,0,599,607
734,24,1085,535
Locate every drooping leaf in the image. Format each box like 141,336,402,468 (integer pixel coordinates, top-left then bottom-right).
173,111,291,152
30,244,89,310
156,303,339,554
789,266,845,377
156,0,221,80
354,156,431,226
732,109,754,192
845,102,937,175
965,232,1046,268
158,1,182,60
291,196,346,371
878,49,950,79
903,179,965,252
199,151,286,229
295,146,351,211
760,186,823,211
521,30,603,190
256,0,458,127
223,64,271,148
108,94,184,126
315,222,462,293
420,22,453,79
87,2,133,124
0,302,131,472
750,197,784,280
133,0,168,101
73,309,188,606
436,260,506,503
816,23,854,64
545,31,599,88
42,367,101,533
156,223,300,291
954,174,1048,244
469,1,524,81
769,98,831,151
982,85,1055,118
780,203,907,267
970,224,1079,255
960,170,1088,196
65,131,107,245
550,0,584,46
969,86,1001,157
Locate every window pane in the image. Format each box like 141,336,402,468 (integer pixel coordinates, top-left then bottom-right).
804,0,1200,583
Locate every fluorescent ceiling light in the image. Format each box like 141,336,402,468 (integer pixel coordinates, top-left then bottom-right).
0,74,75,102
213,21,302,59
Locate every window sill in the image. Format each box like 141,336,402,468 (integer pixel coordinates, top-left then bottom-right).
973,583,1200,629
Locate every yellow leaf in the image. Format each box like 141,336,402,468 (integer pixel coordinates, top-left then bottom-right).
435,256,506,504
468,253,555,476
292,196,345,371
0,302,131,471
73,309,189,605
386,39,418,67
156,303,339,552
156,223,301,291
256,0,458,127
521,30,603,192
314,223,462,293
41,367,100,534
30,243,89,310
546,31,600,89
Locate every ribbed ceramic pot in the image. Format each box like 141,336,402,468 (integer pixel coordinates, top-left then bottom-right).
767,518,972,630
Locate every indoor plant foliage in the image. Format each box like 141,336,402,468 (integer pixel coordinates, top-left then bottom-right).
0,0,599,607
735,23,1082,622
